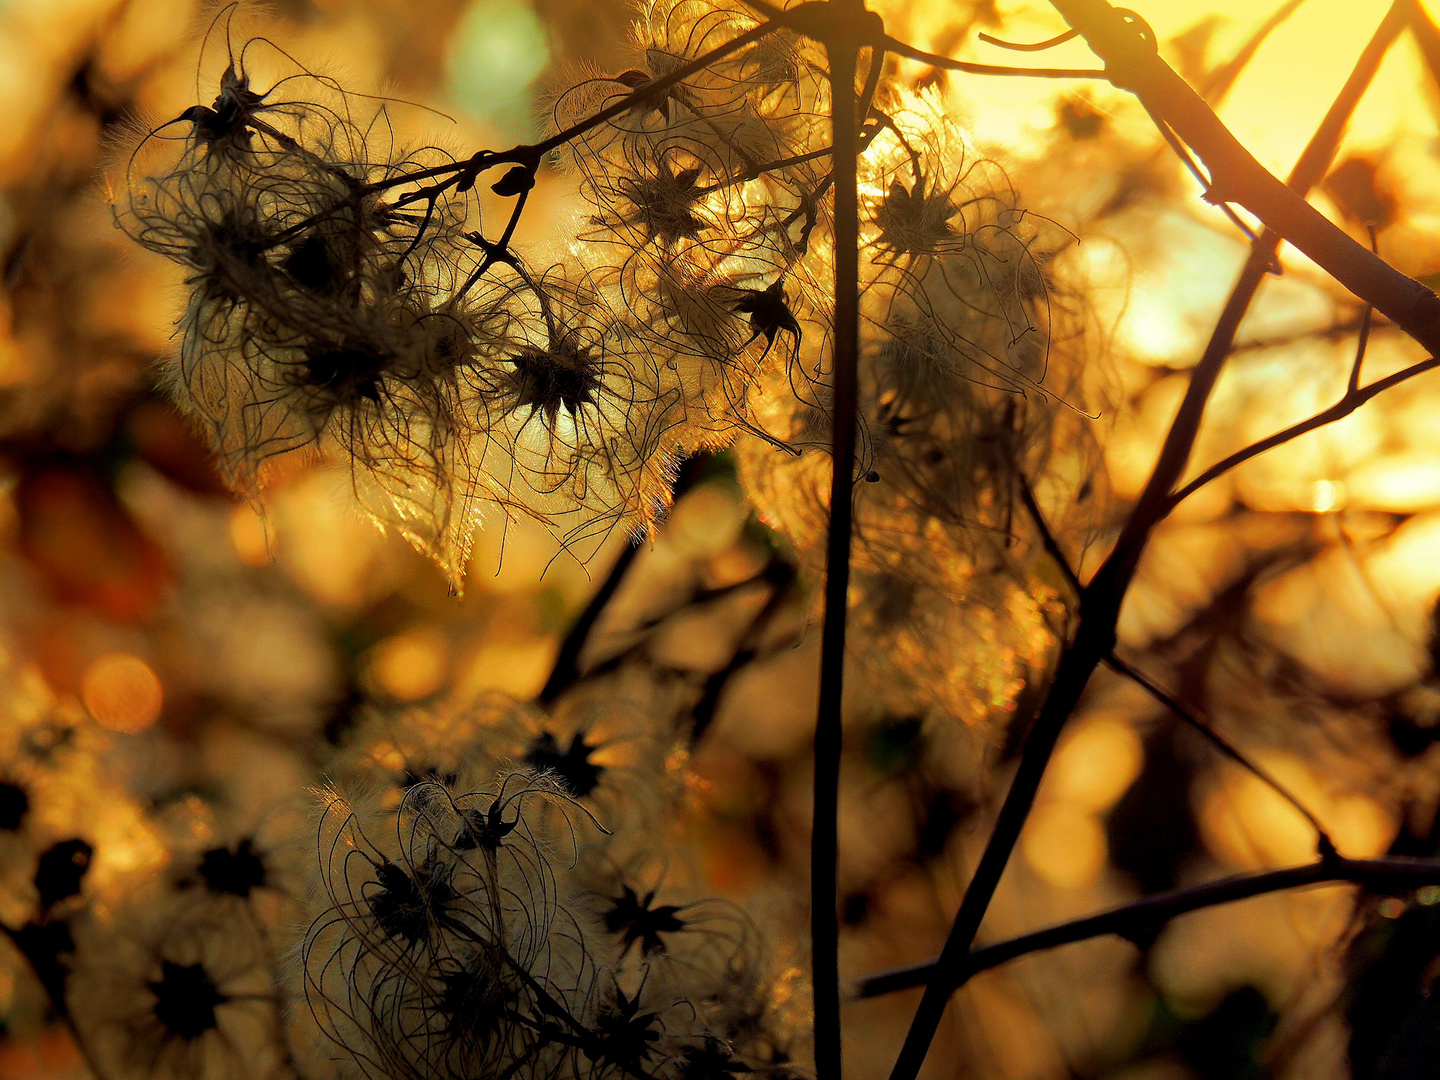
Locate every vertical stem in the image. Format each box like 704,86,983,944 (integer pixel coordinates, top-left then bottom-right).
814,14,862,1080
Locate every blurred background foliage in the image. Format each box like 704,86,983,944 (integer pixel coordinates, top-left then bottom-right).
2,0,1440,1078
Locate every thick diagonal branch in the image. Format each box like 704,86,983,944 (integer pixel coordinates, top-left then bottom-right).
1046,0,1439,356
1092,0,1412,597
883,9,1410,1080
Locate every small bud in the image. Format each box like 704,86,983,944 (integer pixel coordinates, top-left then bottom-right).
491,166,536,197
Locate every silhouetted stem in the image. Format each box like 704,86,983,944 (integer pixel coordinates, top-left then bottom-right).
1014,471,1081,598
813,12,866,1077
885,604,1112,1080
879,34,1106,78
855,855,1440,998
537,539,641,706
1096,0,1410,594
1104,653,1335,852
691,559,796,744
0,921,119,1080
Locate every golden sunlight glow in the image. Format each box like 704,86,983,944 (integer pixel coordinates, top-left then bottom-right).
1208,1,1434,173
1021,801,1108,890
1198,753,1396,869
1348,453,1440,513
1250,512,1440,698
1021,715,1143,888
271,470,391,608
229,503,277,567
87,801,170,899
1044,714,1145,812
368,628,451,701
80,651,163,733
1310,479,1340,513
1,0,1436,1074
455,638,555,701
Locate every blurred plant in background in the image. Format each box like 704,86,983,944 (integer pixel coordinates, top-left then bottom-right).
2,0,1440,1078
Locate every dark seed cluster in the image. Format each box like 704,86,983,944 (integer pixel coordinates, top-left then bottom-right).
115,0,840,582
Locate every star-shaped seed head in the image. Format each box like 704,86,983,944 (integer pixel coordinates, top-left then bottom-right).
453,798,520,852
149,961,227,1041
613,69,684,125
177,64,269,149
193,209,271,302
592,987,663,1072
197,838,268,898
676,1038,755,1080
506,342,600,426
603,884,687,956
0,780,29,831
618,157,707,246
368,857,454,944
35,839,92,912
524,730,605,796
612,52,702,124
730,280,802,358
301,340,388,404
436,949,512,1048
874,175,959,255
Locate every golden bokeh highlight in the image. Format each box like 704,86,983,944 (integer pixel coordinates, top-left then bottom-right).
273,471,391,608
1021,801,1109,890
367,628,451,701
229,502,277,567
1044,715,1145,812
1198,753,1397,868
1022,715,1145,889
1310,479,1341,513
455,638,556,701
80,651,163,733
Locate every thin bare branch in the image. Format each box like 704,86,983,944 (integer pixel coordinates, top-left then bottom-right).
690,559,797,744
1093,0,1411,599
1104,653,1335,855
1,920,121,1080
880,35,1107,78
1015,471,1082,598
978,28,1081,53
1348,304,1375,396
855,854,1440,999
538,539,642,707
1140,102,1266,247
1167,354,1440,508
1347,228,1379,395
366,17,780,200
